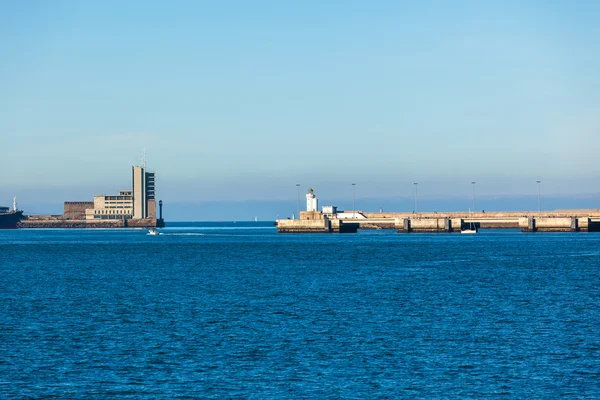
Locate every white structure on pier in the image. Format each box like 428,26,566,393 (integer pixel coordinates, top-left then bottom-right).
322,205,337,215
306,188,318,212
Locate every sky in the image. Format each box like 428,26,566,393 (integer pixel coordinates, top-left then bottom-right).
1,1,599,219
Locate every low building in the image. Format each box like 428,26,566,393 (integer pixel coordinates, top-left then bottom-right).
64,202,94,220
85,190,134,220
322,205,337,215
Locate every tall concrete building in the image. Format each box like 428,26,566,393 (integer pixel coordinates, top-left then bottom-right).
132,166,156,219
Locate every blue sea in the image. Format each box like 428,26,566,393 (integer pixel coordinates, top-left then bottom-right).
1,222,600,398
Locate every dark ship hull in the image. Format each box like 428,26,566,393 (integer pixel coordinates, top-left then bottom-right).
0,210,24,229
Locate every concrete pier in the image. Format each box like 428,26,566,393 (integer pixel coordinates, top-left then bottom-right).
20,216,165,229
276,218,330,233
396,216,596,233
277,208,600,233
276,212,358,233
335,210,600,233
520,217,579,232
397,217,454,233
577,218,600,232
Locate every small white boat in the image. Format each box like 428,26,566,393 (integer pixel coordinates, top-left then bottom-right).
462,208,478,234
147,228,161,235
462,214,478,234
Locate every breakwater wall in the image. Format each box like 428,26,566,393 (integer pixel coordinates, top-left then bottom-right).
20,217,165,229
393,216,599,232
393,217,593,233
363,210,600,219
518,217,600,232
276,216,358,233
280,210,600,233
346,210,600,232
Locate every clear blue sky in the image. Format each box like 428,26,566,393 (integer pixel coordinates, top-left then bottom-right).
1,1,599,216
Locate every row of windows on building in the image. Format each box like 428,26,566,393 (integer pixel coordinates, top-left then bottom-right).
103,196,133,201
93,215,131,220
94,209,131,215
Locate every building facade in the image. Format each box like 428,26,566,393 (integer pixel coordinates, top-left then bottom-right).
85,190,134,220
84,166,157,221
64,202,94,220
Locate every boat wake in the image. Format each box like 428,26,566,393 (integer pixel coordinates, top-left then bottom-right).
164,232,206,236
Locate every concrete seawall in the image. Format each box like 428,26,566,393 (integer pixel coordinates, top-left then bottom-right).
20,217,165,229
398,217,453,233
346,210,600,232
394,216,597,233
519,217,582,232
276,217,358,233
363,210,600,220
279,209,600,233
276,219,330,233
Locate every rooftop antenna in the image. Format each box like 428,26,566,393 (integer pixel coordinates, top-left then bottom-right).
140,148,147,170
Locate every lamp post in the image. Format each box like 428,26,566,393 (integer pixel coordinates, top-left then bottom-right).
471,181,476,213
296,184,300,219
537,180,541,215
352,183,356,219
414,182,419,213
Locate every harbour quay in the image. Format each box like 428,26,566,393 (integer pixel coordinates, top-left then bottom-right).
275,188,600,233
277,211,600,233
276,211,359,233
20,215,164,229
394,214,598,233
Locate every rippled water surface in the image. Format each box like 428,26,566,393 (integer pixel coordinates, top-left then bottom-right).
2,222,600,398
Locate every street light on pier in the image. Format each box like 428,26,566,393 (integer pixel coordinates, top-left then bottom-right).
352,183,356,219
471,181,476,213
537,180,541,215
413,182,419,213
296,184,300,219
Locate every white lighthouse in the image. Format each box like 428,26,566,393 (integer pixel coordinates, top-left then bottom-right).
306,188,318,212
